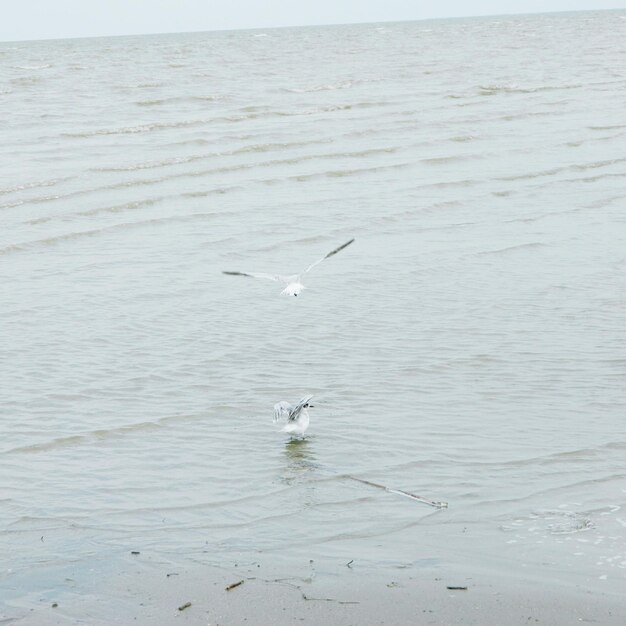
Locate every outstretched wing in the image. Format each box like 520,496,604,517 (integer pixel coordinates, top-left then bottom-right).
303,238,355,275
223,271,288,284
287,395,313,422
273,401,293,423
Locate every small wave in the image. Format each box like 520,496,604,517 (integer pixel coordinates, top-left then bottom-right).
500,110,560,122
62,118,208,138
4,434,88,455
281,161,411,183
498,157,626,183
82,145,397,189
101,486,299,520
5,515,81,532
420,178,480,190
0,175,168,210
1,412,217,456
572,156,626,171
563,129,626,148
239,105,273,113
449,134,477,142
495,158,626,182
90,155,202,172
10,75,42,86
479,83,522,95
0,212,227,256
281,78,375,93
501,510,593,535
478,82,581,96
230,137,333,155
165,135,332,151
160,137,211,147
497,166,565,182
181,185,242,198
0,176,74,197
12,63,52,70
463,442,626,468
565,171,626,184
27,197,163,224
135,94,225,107
63,103,383,139
602,441,626,451
2,160,250,209
136,98,178,107
244,233,330,256
420,153,483,165
588,123,626,131
2,426,162,456
218,101,384,123
477,242,547,256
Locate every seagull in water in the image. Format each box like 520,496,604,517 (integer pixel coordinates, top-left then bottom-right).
273,395,314,437
223,238,355,296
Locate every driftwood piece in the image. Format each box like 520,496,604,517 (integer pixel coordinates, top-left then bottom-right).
226,580,244,591
346,476,448,508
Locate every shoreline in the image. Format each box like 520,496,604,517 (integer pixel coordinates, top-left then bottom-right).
5,556,625,625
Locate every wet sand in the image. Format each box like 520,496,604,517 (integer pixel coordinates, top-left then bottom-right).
7,558,625,625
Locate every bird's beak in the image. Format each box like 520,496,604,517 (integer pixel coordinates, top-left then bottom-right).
308,405,315,408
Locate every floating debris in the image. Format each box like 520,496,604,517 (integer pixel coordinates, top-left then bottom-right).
346,476,448,508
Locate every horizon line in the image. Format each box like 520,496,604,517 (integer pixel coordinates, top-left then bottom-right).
1,7,624,45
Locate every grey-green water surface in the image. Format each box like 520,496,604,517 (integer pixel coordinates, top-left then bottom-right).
1,10,626,615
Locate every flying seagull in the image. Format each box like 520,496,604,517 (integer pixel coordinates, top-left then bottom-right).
223,238,354,296
273,395,314,437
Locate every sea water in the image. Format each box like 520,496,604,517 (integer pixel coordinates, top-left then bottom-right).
1,10,626,616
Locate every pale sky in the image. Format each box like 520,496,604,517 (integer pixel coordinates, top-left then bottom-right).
3,0,626,42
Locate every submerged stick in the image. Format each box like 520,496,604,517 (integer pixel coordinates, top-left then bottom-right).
346,476,448,509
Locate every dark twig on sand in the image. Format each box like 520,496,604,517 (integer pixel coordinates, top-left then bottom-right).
446,586,468,590
178,602,192,611
226,580,244,591
346,476,448,508
302,593,359,605
346,559,354,568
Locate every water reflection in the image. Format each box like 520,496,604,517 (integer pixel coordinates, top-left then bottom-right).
281,438,318,487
